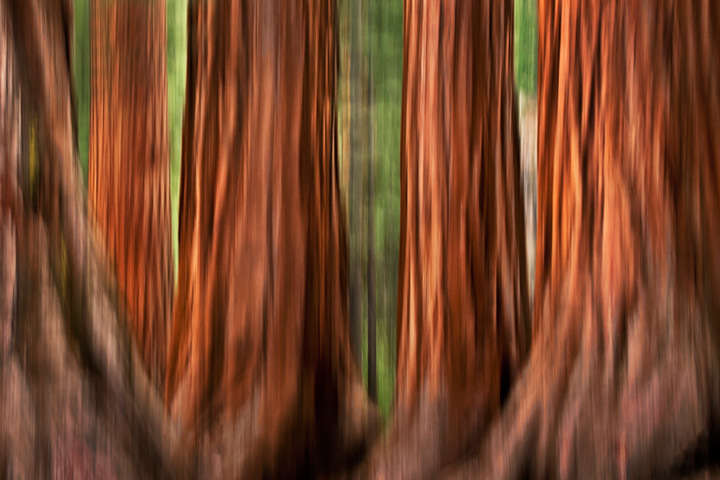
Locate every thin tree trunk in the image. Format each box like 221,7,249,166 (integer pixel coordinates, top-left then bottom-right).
346,0,370,370
89,0,173,387
369,0,530,477
164,1,378,477
449,2,720,478
338,0,352,227
367,54,377,404
0,0,185,477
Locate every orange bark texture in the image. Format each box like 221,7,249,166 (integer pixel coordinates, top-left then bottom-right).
448,2,720,478
372,0,531,477
164,1,377,477
89,0,173,386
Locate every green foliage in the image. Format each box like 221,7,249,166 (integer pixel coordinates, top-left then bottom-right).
73,0,90,183
514,0,538,95
366,0,402,418
168,0,188,267
337,0,402,419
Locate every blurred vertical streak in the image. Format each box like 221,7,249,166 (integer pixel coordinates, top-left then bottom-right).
72,0,90,182
346,0,371,374
369,0,403,417
167,0,188,269
339,0,404,416
514,0,538,309
366,27,377,403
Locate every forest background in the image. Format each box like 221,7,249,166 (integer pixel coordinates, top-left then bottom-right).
71,0,538,418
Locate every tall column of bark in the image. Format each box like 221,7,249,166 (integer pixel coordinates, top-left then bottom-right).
0,0,185,477
449,2,720,478
89,0,173,386
165,1,377,477
374,0,531,477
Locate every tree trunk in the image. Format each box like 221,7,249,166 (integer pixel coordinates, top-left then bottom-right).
449,2,720,478
0,0,185,477
367,65,377,404
344,0,371,372
164,1,378,477
369,0,531,476
89,0,173,387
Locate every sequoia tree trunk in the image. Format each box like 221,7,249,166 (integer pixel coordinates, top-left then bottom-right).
449,2,720,478
368,0,531,477
89,0,173,387
0,0,185,477
164,1,378,477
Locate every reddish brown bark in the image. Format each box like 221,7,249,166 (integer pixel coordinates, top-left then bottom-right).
0,0,185,477
449,2,720,478
164,1,377,477
369,0,530,477
89,0,173,386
